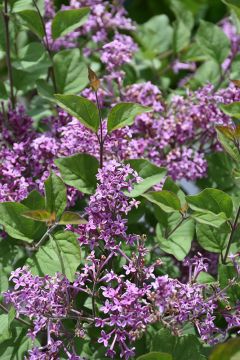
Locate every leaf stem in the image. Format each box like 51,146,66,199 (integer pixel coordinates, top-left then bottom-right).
2,0,15,108
95,90,104,168
223,206,240,264
33,223,58,250
32,0,57,92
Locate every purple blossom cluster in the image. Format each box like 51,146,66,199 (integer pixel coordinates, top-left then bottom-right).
69,160,141,248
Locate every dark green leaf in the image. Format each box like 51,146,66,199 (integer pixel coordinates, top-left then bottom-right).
36,79,54,101
209,336,240,360
0,314,11,343
51,8,90,39
53,49,88,94
21,190,45,210
222,0,240,18
137,353,172,360
55,153,99,194
0,82,7,99
17,10,45,38
107,102,151,132
54,94,99,132
125,159,166,197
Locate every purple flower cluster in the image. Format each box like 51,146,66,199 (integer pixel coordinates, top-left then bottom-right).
70,160,141,248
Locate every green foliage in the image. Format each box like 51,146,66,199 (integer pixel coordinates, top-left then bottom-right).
209,337,240,360
196,20,231,65
0,202,46,242
196,222,230,253
27,231,81,281
107,103,152,132
51,8,90,39
55,153,99,194
54,94,99,132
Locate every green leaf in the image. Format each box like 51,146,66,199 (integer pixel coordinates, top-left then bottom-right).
216,126,240,163
173,19,191,53
0,202,46,242
51,8,90,39
27,231,81,281
196,222,230,253
55,153,99,194
124,159,166,197
162,177,186,206
22,210,53,222
151,329,206,360
191,212,228,228
0,82,7,99
196,272,215,284
156,219,194,260
17,10,45,38
219,102,240,118
21,190,45,210
54,94,99,133
138,15,173,55
0,314,11,343
59,211,88,225
186,188,233,219
8,307,16,331
44,172,67,219
137,353,172,360
196,20,230,64
143,191,181,213
209,337,240,360
107,102,152,132
53,49,88,94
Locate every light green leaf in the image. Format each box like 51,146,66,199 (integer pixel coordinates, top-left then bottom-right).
196,222,230,253
219,102,240,118
44,172,67,219
59,211,88,225
156,219,194,260
22,210,53,222
197,272,215,284
124,159,166,197
0,202,46,242
143,191,181,213
27,231,81,281
54,94,99,133
191,212,228,228
55,153,99,194
196,20,230,64
53,49,88,94
0,315,11,343
17,10,45,38
107,102,152,132
173,19,191,53
209,337,240,360
36,79,54,101
13,42,50,74
216,126,240,163
51,8,90,39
